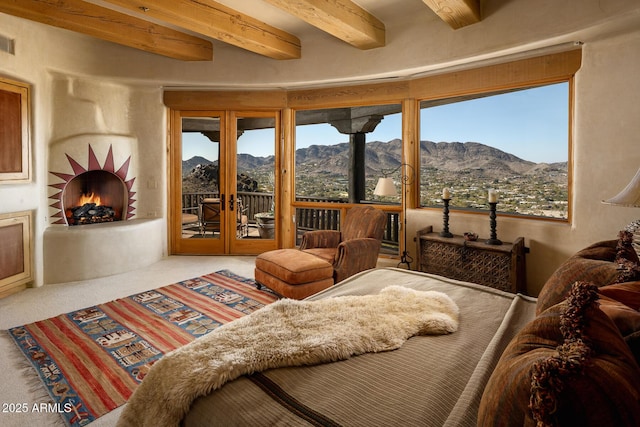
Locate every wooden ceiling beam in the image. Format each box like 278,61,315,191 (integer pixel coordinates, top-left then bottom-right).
102,0,301,60
264,0,385,49
0,0,213,61
421,0,481,29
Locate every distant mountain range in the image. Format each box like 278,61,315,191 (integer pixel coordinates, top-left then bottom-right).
183,139,567,188
417,140,566,178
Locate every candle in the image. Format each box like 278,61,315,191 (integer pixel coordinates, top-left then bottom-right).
442,188,451,199
488,189,498,203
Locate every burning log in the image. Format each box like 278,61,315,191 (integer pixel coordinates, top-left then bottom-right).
68,203,117,225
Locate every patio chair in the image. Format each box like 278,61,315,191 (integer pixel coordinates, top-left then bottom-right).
236,198,249,238
199,198,221,236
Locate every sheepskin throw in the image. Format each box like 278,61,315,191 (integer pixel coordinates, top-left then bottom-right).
117,285,459,427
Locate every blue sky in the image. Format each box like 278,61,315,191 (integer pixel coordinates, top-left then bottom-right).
183,82,568,164
420,82,568,163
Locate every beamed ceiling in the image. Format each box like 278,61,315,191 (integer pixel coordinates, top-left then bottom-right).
0,0,481,61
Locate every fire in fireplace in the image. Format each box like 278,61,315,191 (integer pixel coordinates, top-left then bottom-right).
63,170,127,226
68,191,117,225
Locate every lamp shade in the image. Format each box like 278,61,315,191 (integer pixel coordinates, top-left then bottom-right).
374,177,398,197
603,167,640,207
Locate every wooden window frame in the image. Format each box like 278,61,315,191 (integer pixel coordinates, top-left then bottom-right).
164,49,582,246
417,81,573,221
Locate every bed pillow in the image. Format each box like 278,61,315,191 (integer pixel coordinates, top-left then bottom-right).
599,281,640,310
615,230,640,283
536,240,619,314
598,295,640,337
536,233,640,315
625,219,640,260
598,281,640,364
479,281,640,427
617,229,640,264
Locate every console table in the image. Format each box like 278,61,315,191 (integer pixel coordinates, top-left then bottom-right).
417,226,528,294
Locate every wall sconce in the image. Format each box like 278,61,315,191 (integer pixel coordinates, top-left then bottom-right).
374,164,415,269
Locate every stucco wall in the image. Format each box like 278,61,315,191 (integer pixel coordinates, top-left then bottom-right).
0,16,168,286
0,0,639,292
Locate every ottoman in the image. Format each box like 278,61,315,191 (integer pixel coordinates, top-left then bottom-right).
255,249,334,299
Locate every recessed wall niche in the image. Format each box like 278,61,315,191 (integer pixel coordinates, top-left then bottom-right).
0,76,31,183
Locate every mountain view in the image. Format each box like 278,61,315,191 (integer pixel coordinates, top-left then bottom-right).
183,139,568,219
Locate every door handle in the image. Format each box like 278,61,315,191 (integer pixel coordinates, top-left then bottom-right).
229,194,235,211
220,194,225,211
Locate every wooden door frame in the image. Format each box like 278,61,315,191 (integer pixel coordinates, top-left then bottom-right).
168,109,282,255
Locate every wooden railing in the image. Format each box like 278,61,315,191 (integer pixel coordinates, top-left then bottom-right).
182,191,271,220
182,191,400,252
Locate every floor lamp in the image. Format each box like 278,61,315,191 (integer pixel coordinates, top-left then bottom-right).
374,164,415,269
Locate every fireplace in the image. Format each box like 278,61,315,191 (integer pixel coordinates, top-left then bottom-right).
63,170,127,225
48,142,136,226
43,77,163,284
45,137,163,284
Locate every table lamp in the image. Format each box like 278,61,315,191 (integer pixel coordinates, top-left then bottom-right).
603,166,640,251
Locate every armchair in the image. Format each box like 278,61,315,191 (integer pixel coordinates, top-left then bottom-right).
255,205,387,299
300,205,387,283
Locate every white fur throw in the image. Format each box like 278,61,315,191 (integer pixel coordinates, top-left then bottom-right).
117,285,459,427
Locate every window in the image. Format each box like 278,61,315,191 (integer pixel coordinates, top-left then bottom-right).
294,105,402,203
294,105,403,252
166,49,582,253
419,82,570,219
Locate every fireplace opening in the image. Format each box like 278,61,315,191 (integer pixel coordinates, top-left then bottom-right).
62,170,128,226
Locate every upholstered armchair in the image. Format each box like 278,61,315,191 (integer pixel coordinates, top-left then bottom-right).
299,205,387,283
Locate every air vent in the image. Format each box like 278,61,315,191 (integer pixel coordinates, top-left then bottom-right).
0,34,15,54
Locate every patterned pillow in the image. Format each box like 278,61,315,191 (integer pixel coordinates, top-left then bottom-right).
479,281,640,427
616,229,640,262
625,219,640,260
615,230,640,282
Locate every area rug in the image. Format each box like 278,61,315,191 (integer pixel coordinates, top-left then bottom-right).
7,270,277,427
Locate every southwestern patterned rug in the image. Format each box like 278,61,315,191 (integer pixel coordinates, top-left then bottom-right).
7,270,278,427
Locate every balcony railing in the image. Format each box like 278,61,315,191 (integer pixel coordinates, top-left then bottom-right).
182,191,400,253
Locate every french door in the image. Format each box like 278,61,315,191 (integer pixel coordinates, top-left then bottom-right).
170,110,280,255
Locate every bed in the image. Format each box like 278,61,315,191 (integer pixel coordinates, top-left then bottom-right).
119,234,640,427
119,267,537,427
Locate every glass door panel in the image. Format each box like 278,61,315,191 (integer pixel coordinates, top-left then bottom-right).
174,114,226,254
229,113,278,254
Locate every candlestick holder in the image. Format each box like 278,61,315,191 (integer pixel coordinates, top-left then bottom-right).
440,198,453,238
486,202,502,245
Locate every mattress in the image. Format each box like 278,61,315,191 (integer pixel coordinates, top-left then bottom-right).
182,268,537,427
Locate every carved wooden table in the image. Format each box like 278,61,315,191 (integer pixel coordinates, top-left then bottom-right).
417,226,528,294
